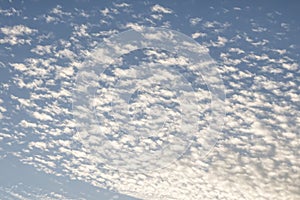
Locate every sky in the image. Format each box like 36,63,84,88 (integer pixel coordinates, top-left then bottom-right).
0,0,299,199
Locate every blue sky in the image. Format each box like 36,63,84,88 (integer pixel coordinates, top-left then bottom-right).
0,0,299,199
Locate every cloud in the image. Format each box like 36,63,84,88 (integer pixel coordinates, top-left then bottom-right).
151,4,173,14
30,45,52,56
124,22,144,31
0,3,299,200
0,25,37,36
0,25,37,45
191,32,206,39
32,111,53,121
189,17,202,26
0,7,21,16
10,63,28,71
233,7,242,11
211,36,228,47
113,2,130,8
0,184,78,200
50,5,71,17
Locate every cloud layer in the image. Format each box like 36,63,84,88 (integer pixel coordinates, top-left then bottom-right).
0,1,299,199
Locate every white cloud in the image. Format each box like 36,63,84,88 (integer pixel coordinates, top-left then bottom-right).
44,15,58,23
100,7,110,16
191,32,206,39
211,36,228,47
113,2,130,8
0,25,37,45
282,62,298,71
73,24,89,37
228,48,245,55
233,7,241,10
0,7,21,16
31,45,52,55
151,13,163,20
189,17,202,26
124,22,144,31
0,184,76,199
50,5,71,17
1,4,299,200
281,22,290,31
20,120,37,128
32,111,53,121
10,63,27,71
29,141,47,150
0,25,37,36
151,4,173,14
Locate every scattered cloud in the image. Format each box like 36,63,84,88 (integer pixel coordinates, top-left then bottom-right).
191,32,206,39
0,2,299,200
151,4,173,14
0,25,37,36
189,17,202,26
0,7,21,16
0,25,37,45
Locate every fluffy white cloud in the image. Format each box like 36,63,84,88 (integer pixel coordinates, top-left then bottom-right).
0,25,37,36
151,4,173,14
191,32,207,39
0,25,37,45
